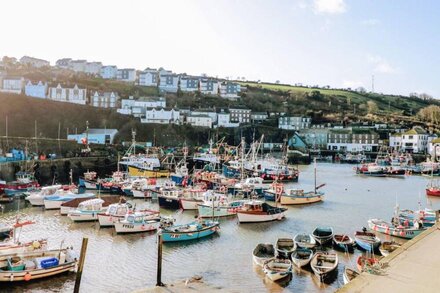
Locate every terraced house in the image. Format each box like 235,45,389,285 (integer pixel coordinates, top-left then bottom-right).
139,68,159,86
48,84,87,105
117,68,136,82
159,73,179,93
219,81,241,99
180,76,199,92
327,128,379,152
200,78,219,95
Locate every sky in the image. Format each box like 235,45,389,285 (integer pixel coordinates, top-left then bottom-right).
1,0,439,98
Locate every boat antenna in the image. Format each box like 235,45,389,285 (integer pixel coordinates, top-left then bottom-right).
314,157,317,194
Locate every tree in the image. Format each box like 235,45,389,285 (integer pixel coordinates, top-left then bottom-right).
417,105,440,124
418,93,433,101
367,100,378,114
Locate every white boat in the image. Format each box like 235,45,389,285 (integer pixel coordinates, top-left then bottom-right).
293,234,317,249
263,258,292,281
0,239,47,256
43,192,94,210
291,248,314,268
310,252,338,281
67,198,105,222
26,185,62,206
114,211,161,233
280,189,324,205
252,243,275,267
343,267,360,285
179,187,206,210
0,248,77,282
236,200,287,223
97,203,131,227
276,238,295,259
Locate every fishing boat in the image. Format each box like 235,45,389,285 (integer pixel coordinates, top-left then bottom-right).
0,239,47,256
0,172,39,197
291,248,313,268
43,191,95,210
0,248,77,282
311,227,334,245
343,267,360,285
197,200,244,218
179,186,206,210
157,188,183,209
368,218,426,239
310,252,338,281
127,161,170,178
356,255,379,272
160,220,219,242
426,180,440,197
280,189,324,205
26,185,63,206
262,182,283,201
171,146,190,186
236,200,287,223
354,230,381,251
60,195,125,216
67,198,105,222
332,234,355,251
293,233,317,249
252,243,275,267
398,208,436,227
78,171,98,190
262,258,292,282
97,202,133,227
276,238,295,259
233,177,269,195
355,163,386,177
114,211,161,233
379,241,401,257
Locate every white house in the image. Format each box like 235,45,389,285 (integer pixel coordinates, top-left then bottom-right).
229,108,251,123
20,56,50,68
117,97,166,116
0,77,24,94
24,81,47,99
91,91,119,108
400,127,429,153
100,66,118,79
251,112,268,123
219,81,241,99
139,68,159,86
141,107,180,124
84,62,102,75
278,116,311,130
215,109,240,128
48,84,87,105
389,133,403,150
190,109,217,124
55,58,72,69
187,115,212,128
68,128,118,144
159,74,179,92
327,128,379,152
429,138,440,162
180,76,199,92
200,78,219,95
117,68,136,82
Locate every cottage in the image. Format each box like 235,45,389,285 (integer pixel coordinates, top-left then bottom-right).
48,84,87,105
398,127,429,153
187,115,212,128
0,77,24,94
117,68,136,82
141,107,180,124
70,60,88,72
219,81,241,99
190,109,218,124
68,128,118,145
229,108,251,123
278,116,311,130
139,68,159,86
84,62,102,75
159,74,179,93
180,76,199,92
200,78,219,95
215,109,239,128
327,128,379,152
91,91,119,108
100,66,118,79
55,58,72,69
24,81,47,99
251,112,268,123
20,56,50,68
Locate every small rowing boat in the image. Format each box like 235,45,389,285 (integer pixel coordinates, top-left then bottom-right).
310,252,338,281
262,258,292,281
332,234,355,251
379,241,401,257
293,233,316,249
276,238,295,259
342,267,359,285
354,230,381,251
252,243,275,267
291,248,313,268
312,227,334,245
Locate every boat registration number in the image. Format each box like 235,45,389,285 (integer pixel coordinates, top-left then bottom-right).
123,224,134,229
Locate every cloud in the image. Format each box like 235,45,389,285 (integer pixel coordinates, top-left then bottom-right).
368,55,399,74
361,19,381,26
313,0,347,15
342,80,365,89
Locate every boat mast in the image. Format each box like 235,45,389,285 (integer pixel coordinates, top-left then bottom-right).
240,137,245,180
314,157,317,194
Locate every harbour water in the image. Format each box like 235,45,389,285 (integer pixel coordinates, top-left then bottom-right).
1,163,439,293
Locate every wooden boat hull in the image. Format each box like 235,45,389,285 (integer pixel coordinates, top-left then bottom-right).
426,188,440,197
180,198,203,210
161,224,219,242
158,196,180,209
310,253,338,281
0,262,76,282
0,240,47,255
263,259,292,281
114,221,160,234
368,219,426,239
98,214,124,227
276,238,295,259
197,204,237,218
291,248,313,268
280,194,323,205
237,211,286,223
312,227,334,245
128,166,170,178
68,210,102,222
294,234,316,249
343,267,359,285
252,244,275,267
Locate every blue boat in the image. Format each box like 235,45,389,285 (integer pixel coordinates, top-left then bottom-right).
161,220,220,242
354,231,381,251
263,190,276,201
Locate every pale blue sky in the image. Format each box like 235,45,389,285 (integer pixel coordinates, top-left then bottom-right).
1,0,438,97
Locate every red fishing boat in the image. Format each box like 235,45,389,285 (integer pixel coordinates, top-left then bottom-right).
426,180,440,197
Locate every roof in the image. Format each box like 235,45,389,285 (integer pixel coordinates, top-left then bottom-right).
87,129,118,134
431,138,440,144
251,112,268,116
146,107,179,111
188,114,211,118
403,127,428,135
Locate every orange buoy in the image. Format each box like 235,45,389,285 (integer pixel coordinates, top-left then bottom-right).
24,272,31,281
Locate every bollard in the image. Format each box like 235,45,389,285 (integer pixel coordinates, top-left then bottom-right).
74,237,89,293
156,233,164,287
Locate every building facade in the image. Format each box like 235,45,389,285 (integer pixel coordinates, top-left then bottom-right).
117,68,136,82
84,62,102,75
278,116,311,130
200,78,219,95
251,112,268,123
327,128,379,152
1,77,24,94
180,76,199,92
229,108,251,123
139,68,159,86
68,129,118,144
187,115,212,128
24,81,47,99
141,108,180,124
100,66,118,79
117,97,166,116
91,91,119,108
298,128,329,149
48,84,87,105
399,127,429,153
159,74,179,92
219,81,241,99
20,56,50,68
